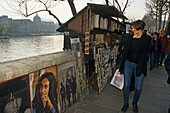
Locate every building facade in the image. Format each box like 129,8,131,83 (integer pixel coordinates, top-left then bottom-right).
0,14,58,35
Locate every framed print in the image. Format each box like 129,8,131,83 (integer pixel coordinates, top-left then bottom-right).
57,61,78,112
0,75,31,113
30,65,61,113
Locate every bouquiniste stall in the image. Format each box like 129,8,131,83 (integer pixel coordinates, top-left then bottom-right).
57,3,128,93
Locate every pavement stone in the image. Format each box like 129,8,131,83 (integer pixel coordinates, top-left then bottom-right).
65,63,170,113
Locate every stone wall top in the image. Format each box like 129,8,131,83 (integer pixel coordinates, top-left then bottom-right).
0,51,74,82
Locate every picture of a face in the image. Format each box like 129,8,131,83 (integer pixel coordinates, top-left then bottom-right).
0,75,30,113
40,78,50,108
159,30,164,35
4,92,22,113
32,71,59,113
153,34,157,39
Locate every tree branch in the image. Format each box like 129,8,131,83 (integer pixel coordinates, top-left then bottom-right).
22,9,62,26
22,9,47,17
105,0,109,6
115,0,122,12
67,0,77,16
48,10,62,25
122,0,129,13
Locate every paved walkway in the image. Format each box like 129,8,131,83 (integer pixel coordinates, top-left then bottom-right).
65,63,170,113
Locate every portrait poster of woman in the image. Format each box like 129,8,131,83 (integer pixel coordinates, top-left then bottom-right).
30,65,61,113
0,75,31,113
57,61,79,112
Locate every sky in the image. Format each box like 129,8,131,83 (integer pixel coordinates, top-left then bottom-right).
0,0,147,23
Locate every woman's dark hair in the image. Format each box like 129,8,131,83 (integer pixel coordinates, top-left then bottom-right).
131,20,146,31
32,72,59,113
152,32,159,37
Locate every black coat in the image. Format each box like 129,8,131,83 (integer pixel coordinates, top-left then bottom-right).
164,53,170,84
119,33,152,77
165,53,170,75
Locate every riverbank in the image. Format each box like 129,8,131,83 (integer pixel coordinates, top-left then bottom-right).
2,32,64,37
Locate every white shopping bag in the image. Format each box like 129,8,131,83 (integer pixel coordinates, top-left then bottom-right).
110,69,124,90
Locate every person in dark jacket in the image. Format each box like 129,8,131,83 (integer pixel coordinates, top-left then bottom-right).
119,20,152,113
165,53,170,83
164,52,170,113
159,29,169,66
150,32,162,70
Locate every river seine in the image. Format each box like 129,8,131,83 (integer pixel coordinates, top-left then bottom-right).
0,35,64,63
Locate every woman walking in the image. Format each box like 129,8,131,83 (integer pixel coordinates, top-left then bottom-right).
119,20,152,113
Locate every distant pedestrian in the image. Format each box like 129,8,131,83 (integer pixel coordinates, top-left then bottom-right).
159,29,169,66
128,26,133,34
144,29,147,34
149,32,162,70
119,20,152,113
165,35,170,56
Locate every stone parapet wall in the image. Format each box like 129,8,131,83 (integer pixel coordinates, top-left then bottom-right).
0,50,74,82
0,50,89,113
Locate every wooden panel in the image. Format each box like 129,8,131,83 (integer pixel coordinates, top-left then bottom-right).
68,8,89,34
68,14,82,33
82,9,89,34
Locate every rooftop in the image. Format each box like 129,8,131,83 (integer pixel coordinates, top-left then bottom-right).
57,3,127,32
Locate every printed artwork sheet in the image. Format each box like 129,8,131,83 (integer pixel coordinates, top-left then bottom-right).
30,65,61,113
0,75,31,113
58,61,78,112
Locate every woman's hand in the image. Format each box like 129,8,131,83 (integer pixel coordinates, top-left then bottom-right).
46,96,53,109
41,95,53,109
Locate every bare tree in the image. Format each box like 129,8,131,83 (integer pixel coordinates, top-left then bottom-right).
162,1,170,29
67,0,77,16
164,1,170,35
5,0,77,26
142,13,156,32
103,0,132,14
105,0,109,6
114,0,132,14
5,0,132,26
145,0,158,30
145,0,169,31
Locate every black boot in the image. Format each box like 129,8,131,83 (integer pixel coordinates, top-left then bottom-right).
149,67,152,70
132,102,138,113
156,64,158,68
121,103,129,112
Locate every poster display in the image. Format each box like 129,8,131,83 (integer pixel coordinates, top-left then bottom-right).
30,65,61,113
71,36,88,100
94,47,113,93
95,34,104,45
57,61,78,112
0,75,31,113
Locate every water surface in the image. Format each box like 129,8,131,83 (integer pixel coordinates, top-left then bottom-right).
0,35,64,63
